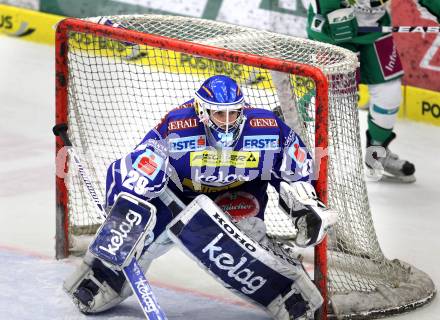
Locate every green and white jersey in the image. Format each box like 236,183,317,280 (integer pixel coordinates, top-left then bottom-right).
307,0,391,45
307,0,440,45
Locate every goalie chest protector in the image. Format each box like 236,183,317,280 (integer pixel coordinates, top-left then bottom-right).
149,102,313,209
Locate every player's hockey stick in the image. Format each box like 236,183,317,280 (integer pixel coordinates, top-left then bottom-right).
53,123,106,221
358,26,440,33
53,123,168,320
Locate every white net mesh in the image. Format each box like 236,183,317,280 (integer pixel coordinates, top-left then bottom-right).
56,15,434,318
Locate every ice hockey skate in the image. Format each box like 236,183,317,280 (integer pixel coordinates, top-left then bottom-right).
365,131,416,183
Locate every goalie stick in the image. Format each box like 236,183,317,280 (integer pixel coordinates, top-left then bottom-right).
358,26,440,33
53,123,167,320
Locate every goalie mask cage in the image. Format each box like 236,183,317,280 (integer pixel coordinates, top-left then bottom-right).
55,15,435,319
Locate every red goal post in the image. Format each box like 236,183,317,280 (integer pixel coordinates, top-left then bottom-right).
54,15,435,320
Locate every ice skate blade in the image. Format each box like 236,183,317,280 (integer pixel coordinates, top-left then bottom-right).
380,173,416,183
365,168,416,184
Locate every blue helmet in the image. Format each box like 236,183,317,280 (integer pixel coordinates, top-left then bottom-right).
195,75,246,148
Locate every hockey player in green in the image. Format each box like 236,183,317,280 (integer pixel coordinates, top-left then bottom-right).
307,0,438,183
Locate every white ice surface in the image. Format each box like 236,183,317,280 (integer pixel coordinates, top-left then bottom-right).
0,36,439,319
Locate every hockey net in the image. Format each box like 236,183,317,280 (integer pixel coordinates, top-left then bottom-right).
55,15,435,319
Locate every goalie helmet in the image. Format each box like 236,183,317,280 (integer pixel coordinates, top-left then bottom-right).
195,75,246,148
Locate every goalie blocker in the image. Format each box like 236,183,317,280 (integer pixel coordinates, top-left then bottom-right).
88,192,156,269
167,194,323,320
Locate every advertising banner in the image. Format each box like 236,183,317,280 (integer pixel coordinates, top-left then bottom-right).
0,3,63,45
392,0,440,125
38,0,309,37
392,0,440,92
1,0,439,125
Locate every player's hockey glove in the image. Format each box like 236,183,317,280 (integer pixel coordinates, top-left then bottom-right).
279,181,338,247
327,7,358,43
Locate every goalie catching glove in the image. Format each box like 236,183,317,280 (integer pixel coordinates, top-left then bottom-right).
279,181,338,247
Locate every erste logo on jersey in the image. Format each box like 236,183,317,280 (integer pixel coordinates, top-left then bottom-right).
169,135,206,152
249,118,278,128
133,149,164,180
243,135,279,151
190,150,259,168
168,118,198,131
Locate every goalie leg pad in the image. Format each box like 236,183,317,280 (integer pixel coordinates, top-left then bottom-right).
64,235,174,314
166,194,322,320
63,252,127,314
64,193,176,314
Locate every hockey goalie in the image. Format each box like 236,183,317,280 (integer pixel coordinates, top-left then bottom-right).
64,75,338,320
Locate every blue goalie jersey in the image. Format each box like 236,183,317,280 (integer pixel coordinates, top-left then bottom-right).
105,100,314,221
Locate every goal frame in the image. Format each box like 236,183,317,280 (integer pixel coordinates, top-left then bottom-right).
55,17,330,319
